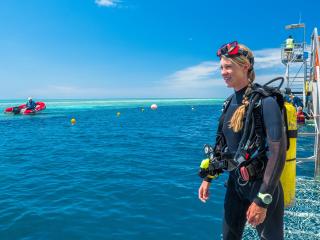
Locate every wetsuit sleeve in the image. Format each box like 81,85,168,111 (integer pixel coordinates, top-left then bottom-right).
253,97,286,208
204,176,212,183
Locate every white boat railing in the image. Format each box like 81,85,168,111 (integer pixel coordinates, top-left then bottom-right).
309,28,320,179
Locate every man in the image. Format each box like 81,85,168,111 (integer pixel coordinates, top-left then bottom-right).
285,35,294,51
284,88,303,109
284,35,294,61
284,88,292,103
26,97,37,110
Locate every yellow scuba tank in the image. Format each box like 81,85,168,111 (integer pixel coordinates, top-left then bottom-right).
280,102,297,208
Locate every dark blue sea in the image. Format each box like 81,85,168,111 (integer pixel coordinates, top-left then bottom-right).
0,99,319,240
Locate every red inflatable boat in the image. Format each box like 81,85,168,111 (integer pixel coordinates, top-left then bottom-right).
4,102,46,115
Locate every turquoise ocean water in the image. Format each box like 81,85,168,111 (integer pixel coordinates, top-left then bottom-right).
0,99,319,240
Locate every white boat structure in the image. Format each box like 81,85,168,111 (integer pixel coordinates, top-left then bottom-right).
281,24,320,179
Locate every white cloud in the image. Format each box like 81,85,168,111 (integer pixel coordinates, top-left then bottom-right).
164,61,222,89
254,48,283,69
95,0,119,7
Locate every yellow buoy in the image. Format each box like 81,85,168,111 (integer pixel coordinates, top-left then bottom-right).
71,118,76,125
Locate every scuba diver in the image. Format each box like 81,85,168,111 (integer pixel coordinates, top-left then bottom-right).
198,41,286,239
284,88,303,108
26,97,37,110
283,87,292,103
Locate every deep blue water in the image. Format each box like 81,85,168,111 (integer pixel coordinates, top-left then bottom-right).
0,99,319,240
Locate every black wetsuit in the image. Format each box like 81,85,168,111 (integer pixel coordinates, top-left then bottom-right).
221,87,286,240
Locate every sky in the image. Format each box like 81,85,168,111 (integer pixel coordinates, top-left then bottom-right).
0,0,319,99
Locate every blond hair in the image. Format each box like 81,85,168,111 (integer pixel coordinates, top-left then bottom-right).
224,44,255,132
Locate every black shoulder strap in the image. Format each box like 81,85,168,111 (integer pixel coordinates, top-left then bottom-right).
214,94,233,154
253,103,265,137
217,94,233,134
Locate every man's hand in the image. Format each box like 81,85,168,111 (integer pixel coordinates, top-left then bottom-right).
198,180,211,203
246,202,267,227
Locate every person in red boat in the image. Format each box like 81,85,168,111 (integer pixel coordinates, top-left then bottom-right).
26,97,37,111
